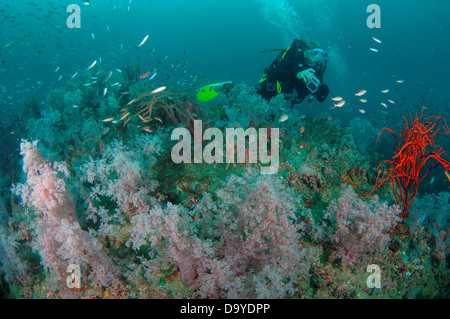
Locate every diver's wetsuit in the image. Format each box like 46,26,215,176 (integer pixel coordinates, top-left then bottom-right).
256,39,329,106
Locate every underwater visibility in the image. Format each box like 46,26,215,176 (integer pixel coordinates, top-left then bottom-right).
0,0,449,301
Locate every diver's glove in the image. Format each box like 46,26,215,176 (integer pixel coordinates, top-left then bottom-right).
315,84,329,102
296,68,316,83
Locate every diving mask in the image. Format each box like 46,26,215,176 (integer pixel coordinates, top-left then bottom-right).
306,48,327,72
309,48,328,59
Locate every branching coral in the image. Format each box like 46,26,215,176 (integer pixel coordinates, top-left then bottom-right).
373,110,450,219
81,119,106,153
126,87,208,135
79,136,162,241
324,184,401,269
12,140,122,295
347,117,378,153
127,170,309,298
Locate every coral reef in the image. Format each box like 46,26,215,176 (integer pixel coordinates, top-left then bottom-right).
11,140,122,297
347,117,378,153
127,171,313,298
1,78,449,299
324,184,401,269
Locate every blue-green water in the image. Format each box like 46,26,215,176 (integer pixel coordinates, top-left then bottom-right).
2,1,449,108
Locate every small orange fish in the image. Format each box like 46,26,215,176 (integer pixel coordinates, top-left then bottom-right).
119,112,130,121
372,37,382,44
142,126,153,133
140,71,151,79
327,116,332,121
359,109,366,114
279,114,289,122
87,60,97,70
102,117,115,122
127,98,137,105
359,99,367,103
299,126,305,134
154,117,163,123
138,34,149,48
355,90,367,97
445,170,450,182
334,100,345,108
388,99,396,104
381,89,389,93
138,114,152,122
151,86,166,94
331,96,343,102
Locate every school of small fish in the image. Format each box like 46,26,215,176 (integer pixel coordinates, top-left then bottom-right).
327,35,409,116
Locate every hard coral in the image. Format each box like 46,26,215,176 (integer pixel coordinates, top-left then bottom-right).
297,164,326,192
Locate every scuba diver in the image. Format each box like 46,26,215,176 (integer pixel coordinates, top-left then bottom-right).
256,39,330,107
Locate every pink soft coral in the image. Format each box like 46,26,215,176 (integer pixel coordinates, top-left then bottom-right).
324,184,401,268
13,140,121,295
14,140,75,221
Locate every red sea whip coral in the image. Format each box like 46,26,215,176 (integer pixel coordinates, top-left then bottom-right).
374,110,450,219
